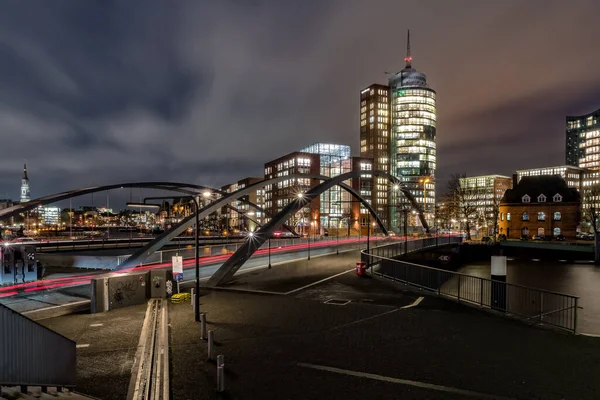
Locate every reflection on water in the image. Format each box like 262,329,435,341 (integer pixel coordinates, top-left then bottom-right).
458,260,600,335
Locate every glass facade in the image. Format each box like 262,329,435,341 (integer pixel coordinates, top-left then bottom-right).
360,84,391,227
300,143,352,230
388,67,436,229
566,108,600,168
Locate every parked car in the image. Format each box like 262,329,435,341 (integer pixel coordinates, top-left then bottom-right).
532,234,545,241
520,235,529,241
555,234,566,241
497,234,507,241
481,236,492,243
585,232,596,241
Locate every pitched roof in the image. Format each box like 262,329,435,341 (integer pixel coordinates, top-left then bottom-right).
501,175,580,204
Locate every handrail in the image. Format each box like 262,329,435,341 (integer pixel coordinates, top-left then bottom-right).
362,237,579,333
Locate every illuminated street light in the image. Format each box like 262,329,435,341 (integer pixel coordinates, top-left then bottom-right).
202,191,212,198
393,184,399,191
297,193,304,198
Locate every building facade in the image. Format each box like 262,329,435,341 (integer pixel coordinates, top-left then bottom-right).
516,165,586,192
388,31,436,229
498,176,580,240
264,151,321,235
20,164,30,203
566,108,600,168
459,175,512,235
37,206,61,226
360,84,391,228
220,177,264,233
263,146,376,236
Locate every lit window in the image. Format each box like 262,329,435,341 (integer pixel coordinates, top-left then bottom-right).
522,194,531,203
537,212,545,221
553,212,561,221
522,212,529,221
507,213,511,221
537,194,546,202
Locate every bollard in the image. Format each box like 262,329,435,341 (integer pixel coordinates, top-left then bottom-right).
191,288,195,312
200,312,207,340
208,330,215,360
217,355,225,392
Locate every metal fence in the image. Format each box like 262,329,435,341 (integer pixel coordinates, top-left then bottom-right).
362,237,580,333
118,235,389,266
0,302,76,388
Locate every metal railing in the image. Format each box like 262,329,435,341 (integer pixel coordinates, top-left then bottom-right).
0,302,76,388
118,235,390,266
362,237,580,333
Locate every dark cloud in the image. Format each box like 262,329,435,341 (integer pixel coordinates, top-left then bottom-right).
0,0,599,203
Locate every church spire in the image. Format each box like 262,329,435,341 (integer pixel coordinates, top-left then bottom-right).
404,29,412,68
23,163,28,180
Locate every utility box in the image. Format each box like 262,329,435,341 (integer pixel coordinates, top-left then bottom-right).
90,271,150,313
0,244,37,285
150,269,173,298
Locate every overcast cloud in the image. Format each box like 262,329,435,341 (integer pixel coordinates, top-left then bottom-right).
0,0,599,201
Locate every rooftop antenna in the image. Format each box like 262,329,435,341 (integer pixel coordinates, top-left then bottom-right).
404,29,412,68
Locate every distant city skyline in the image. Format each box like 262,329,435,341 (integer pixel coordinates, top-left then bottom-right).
0,1,599,200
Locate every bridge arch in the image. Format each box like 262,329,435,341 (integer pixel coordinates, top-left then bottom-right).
207,170,427,285
0,181,287,232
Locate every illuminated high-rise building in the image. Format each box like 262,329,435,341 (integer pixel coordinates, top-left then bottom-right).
566,108,600,169
388,30,436,228
20,163,30,203
360,84,391,227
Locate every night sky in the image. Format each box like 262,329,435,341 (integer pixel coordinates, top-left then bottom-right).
0,0,599,202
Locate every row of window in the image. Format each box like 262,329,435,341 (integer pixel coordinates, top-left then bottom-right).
501,211,562,222
522,193,562,203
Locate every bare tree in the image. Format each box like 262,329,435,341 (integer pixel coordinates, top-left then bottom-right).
447,173,478,240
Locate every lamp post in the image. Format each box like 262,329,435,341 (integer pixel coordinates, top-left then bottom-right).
128,193,201,322
366,216,371,253
419,178,431,232
268,234,272,268
451,218,457,243
336,218,339,255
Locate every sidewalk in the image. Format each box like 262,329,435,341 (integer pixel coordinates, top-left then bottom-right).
168,277,600,400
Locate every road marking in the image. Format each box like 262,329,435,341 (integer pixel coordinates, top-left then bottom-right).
401,296,424,309
76,344,90,348
580,332,600,338
324,299,351,306
296,363,516,400
203,286,284,296
21,300,90,315
327,308,400,332
90,323,103,327
284,269,354,295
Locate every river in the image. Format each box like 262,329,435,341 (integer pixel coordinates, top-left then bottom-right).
458,260,600,336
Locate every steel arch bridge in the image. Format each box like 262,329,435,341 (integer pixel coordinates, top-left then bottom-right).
118,170,428,273
0,181,294,235
207,170,427,285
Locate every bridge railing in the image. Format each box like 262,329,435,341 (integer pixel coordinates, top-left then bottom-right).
0,302,76,389
118,235,390,266
362,237,580,333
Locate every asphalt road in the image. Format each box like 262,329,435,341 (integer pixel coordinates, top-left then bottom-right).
36,249,600,400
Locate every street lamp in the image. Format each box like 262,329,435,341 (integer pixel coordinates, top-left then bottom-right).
419,178,431,230
128,195,201,322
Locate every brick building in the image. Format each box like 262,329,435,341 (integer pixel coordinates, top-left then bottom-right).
498,176,580,240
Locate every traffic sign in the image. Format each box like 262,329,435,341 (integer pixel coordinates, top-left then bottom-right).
172,256,183,282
